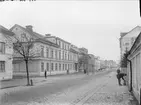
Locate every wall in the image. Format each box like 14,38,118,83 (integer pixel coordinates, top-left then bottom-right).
0,33,13,80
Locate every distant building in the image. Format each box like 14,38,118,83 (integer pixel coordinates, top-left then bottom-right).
94,56,100,71
119,26,141,59
78,47,88,72
88,54,95,73
100,59,106,69
69,44,80,71
0,25,14,80
79,47,88,54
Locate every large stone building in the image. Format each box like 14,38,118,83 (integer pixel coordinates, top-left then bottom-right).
0,25,14,80
45,35,79,72
119,26,141,59
10,24,79,77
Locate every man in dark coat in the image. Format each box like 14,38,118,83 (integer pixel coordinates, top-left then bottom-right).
116,69,127,86
44,70,47,79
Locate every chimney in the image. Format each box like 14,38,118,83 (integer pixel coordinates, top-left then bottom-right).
26,25,33,32
45,34,51,37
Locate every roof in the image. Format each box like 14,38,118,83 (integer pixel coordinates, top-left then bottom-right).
10,24,44,39
0,25,14,36
120,32,128,38
128,32,141,57
69,48,79,54
35,38,59,48
45,35,71,44
10,24,59,47
121,26,141,38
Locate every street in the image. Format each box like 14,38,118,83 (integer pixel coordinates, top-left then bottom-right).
0,69,132,105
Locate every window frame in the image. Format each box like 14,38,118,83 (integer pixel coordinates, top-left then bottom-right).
0,42,5,54
0,61,5,72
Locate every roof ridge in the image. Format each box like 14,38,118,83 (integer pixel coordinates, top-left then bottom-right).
123,26,141,37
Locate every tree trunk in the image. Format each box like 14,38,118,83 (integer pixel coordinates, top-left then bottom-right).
25,60,30,86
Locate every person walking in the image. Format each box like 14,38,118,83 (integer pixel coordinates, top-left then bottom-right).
44,70,47,79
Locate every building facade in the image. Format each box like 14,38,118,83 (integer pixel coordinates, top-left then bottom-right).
88,54,95,73
45,35,79,73
94,56,100,71
0,25,14,80
127,32,141,104
11,24,78,77
119,26,141,59
78,47,88,72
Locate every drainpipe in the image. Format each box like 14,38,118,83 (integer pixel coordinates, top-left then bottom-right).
127,59,132,92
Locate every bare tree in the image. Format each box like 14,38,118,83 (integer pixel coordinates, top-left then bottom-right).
12,34,38,86
78,54,89,74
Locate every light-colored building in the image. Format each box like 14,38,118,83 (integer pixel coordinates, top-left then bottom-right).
94,56,100,71
119,26,141,59
78,47,88,71
10,24,62,76
79,47,88,54
127,32,141,104
45,35,79,73
69,44,80,71
0,25,14,80
10,24,78,77
88,54,95,73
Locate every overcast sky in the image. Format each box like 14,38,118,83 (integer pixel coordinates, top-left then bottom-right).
0,0,140,62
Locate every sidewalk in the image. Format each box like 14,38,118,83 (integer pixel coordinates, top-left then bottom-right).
0,71,82,89
0,70,106,90
82,71,135,105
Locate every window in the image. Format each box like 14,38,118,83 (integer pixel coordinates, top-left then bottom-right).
68,54,70,60
21,33,26,41
51,49,54,58
62,43,64,49
0,61,5,72
55,63,58,71
59,63,61,70
41,46,44,57
0,42,5,54
59,51,61,60
64,44,66,50
65,64,67,70
65,52,67,60
46,63,49,71
62,51,64,60
131,37,136,45
55,50,58,59
41,62,44,72
68,64,69,70
46,47,49,58
59,41,61,46
51,63,54,71
125,43,129,46
63,64,65,70
66,44,67,50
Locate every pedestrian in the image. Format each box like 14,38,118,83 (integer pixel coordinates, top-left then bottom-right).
44,70,47,79
116,69,127,86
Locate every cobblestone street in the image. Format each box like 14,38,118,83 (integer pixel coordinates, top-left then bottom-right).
83,73,132,105
0,70,134,105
